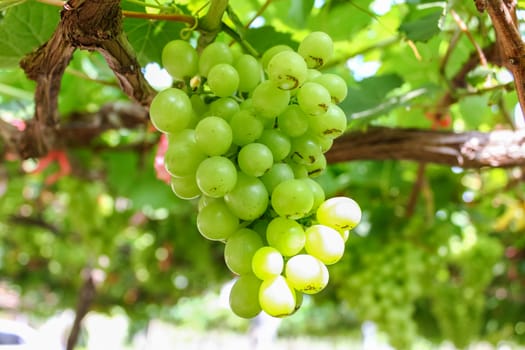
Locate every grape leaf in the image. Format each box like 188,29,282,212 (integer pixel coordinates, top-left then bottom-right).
244,26,297,54
0,2,60,69
0,0,27,11
102,150,178,210
398,5,444,42
288,0,314,28
123,18,186,65
308,1,374,40
340,74,409,124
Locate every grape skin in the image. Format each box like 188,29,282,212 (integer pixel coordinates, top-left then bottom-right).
161,39,198,80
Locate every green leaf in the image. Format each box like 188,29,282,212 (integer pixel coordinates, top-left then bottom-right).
288,0,315,28
308,1,374,40
123,17,186,65
102,150,178,210
244,26,297,54
0,1,60,69
398,5,444,42
0,0,27,11
342,74,405,122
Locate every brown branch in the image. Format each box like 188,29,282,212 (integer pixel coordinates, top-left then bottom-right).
6,104,525,169
17,0,155,159
451,10,488,67
1,102,149,160
66,269,97,350
8,215,62,236
326,127,525,168
481,0,525,116
60,0,155,106
405,163,427,218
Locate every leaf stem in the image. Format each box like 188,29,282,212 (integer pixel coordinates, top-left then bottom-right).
122,10,196,25
244,0,272,28
221,23,259,57
197,0,229,48
0,83,34,101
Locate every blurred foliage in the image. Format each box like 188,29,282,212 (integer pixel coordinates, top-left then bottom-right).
1,0,525,349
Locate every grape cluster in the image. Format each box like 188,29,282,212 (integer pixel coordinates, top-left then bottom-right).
338,242,428,349
150,31,361,318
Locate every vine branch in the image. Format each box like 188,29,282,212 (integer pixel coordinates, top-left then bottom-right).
327,126,525,168
4,103,525,169
66,269,97,350
16,0,154,158
479,0,525,116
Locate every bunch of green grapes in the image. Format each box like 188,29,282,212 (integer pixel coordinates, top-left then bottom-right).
150,32,362,318
426,235,504,348
336,241,432,349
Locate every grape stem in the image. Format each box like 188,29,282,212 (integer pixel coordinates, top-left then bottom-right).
35,0,197,25
197,0,229,49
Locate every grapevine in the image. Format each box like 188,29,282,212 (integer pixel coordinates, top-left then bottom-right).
150,31,362,318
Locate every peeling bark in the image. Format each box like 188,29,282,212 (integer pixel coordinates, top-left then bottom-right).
327,127,525,168
17,0,154,158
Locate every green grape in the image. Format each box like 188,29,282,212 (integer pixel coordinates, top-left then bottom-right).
197,199,239,241
304,153,327,178
238,143,273,177
256,129,291,162
229,274,262,319
207,63,239,97
298,31,334,69
224,172,269,221
271,179,314,219
261,45,293,72
252,80,290,119
197,195,218,211
224,228,264,275
198,41,234,77
161,39,198,80
316,196,362,231
260,163,295,194
234,54,262,93
290,134,323,165
339,229,350,242
314,134,334,153
249,219,269,240
267,51,308,90
304,224,345,265
208,97,240,122
307,104,347,139
288,162,308,178
312,73,348,103
190,94,208,119
149,88,193,134
285,254,329,294
251,246,284,280
302,178,325,213
164,129,206,177
297,82,331,116
195,156,237,198
240,98,253,110
266,217,305,256
306,68,322,81
229,110,264,146
195,116,233,156
259,275,297,317
170,175,201,200
277,105,309,138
